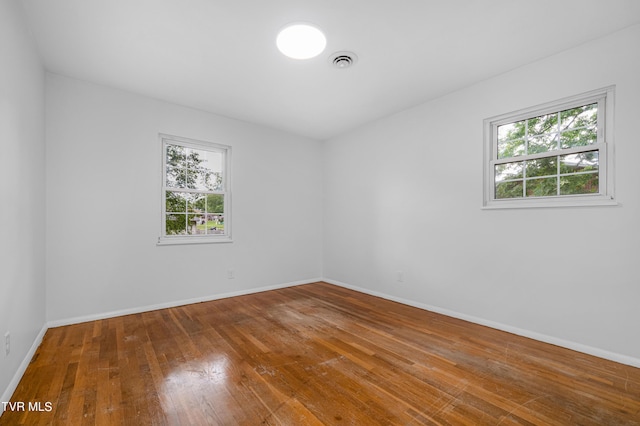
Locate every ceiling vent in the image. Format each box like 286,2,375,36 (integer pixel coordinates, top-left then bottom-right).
330,51,358,69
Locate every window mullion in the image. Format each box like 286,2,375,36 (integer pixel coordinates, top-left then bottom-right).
524,119,529,156
599,143,608,197
598,97,605,144
164,187,223,195
484,86,615,208
159,134,231,244
556,155,561,196
494,143,605,165
522,119,528,198
556,112,561,151
522,160,527,198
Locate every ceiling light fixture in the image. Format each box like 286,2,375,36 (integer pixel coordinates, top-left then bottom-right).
276,23,327,60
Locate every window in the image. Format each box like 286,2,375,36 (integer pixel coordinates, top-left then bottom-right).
158,134,231,245
483,86,616,209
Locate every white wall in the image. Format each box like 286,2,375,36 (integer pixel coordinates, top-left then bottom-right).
323,25,640,363
0,0,46,402
2,8,638,408
45,74,323,323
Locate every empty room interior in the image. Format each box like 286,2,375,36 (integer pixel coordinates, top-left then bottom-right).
2,0,640,424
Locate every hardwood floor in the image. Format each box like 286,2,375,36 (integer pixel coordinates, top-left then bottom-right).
2,282,639,425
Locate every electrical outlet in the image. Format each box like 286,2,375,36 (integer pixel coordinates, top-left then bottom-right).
4,332,9,356
396,270,404,283
227,269,235,279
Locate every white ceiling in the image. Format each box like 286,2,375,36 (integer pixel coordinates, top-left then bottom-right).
20,0,640,140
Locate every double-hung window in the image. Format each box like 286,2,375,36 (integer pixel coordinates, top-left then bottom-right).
158,134,231,245
483,86,616,208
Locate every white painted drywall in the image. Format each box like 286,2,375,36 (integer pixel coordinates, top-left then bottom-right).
3,10,639,407
45,74,323,322
323,24,640,361
0,0,46,402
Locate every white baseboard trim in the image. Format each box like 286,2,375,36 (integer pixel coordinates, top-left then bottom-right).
47,278,322,328
324,278,640,369
5,276,636,415
1,324,48,413
2,278,322,411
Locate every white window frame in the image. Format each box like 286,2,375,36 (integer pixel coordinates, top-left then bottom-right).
483,86,617,209
157,134,232,245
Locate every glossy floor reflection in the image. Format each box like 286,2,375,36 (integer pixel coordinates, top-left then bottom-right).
2,282,640,425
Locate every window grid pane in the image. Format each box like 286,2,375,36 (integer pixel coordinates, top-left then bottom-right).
485,88,613,208
495,180,524,199
560,173,599,195
161,137,229,241
494,149,600,199
496,102,598,160
493,101,601,200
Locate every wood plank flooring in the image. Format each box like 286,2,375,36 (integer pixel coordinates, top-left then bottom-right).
2,282,639,425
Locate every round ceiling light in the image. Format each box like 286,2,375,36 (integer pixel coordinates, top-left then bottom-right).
276,23,327,60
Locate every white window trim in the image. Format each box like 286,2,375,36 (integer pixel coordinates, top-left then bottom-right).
157,134,232,245
482,86,617,209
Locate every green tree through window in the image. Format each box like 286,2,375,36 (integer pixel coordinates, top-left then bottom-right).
484,87,615,208
160,135,230,243
495,103,599,199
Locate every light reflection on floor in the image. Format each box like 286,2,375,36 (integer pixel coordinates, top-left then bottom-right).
159,354,231,419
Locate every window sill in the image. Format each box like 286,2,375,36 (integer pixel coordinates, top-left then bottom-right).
482,196,618,210
157,236,233,246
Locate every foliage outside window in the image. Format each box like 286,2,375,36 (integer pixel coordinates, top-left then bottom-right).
159,134,231,245
483,87,616,208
